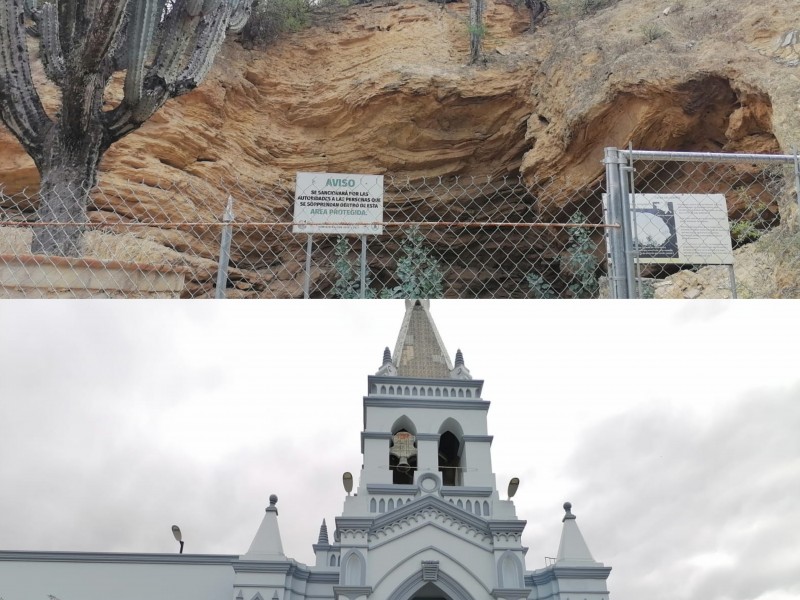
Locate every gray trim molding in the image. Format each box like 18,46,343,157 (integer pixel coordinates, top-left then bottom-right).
488,521,528,535
364,398,490,411
414,433,441,441
333,586,372,600
528,565,613,585
367,484,418,495
369,375,484,394
440,486,494,497
462,435,494,444
491,589,531,599
0,551,236,565
361,432,392,440
335,517,374,530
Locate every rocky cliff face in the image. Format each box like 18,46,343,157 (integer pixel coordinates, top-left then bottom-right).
1,0,798,297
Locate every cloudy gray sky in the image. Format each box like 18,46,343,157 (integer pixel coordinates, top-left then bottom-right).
1,301,798,600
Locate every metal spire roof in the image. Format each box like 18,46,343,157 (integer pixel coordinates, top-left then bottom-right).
555,502,600,566
392,300,453,379
244,494,285,559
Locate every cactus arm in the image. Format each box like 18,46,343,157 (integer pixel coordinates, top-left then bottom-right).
227,0,252,33
203,0,223,13
39,2,65,83
123,0,159,104
81,0,130,71
103,0,252,143
151,4,202,84
56,0,79,57
186,0,205,17
176,3,229,90
0,0,51,161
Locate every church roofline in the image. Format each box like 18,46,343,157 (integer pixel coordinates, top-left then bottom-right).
0,550,237,565
527,565,612,585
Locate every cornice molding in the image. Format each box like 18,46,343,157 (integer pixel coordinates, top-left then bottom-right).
440,486,494,497
364,398,490,410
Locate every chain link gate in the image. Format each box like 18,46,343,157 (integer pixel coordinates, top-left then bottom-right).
1,175,610,299
603,147,800,299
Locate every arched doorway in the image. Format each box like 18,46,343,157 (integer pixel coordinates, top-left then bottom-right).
411,582,451,598
387,570,476,600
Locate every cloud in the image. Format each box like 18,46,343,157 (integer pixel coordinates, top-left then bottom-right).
557,383,800,600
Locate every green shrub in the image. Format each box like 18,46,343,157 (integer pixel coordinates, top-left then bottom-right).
331,236,375,299
381,228,445,299
564,210,600,298
240,0,312,48
641,23,667,43
526,273,558,298
526,211,599,299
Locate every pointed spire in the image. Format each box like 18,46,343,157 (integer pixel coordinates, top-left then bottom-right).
376,346,397,376
555,502,599,566
450,348,472,380
393,300,453,378
454,349,464,367
244,494,285,559
317,519,329,545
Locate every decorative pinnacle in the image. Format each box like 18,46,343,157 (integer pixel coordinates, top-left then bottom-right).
267,494,279,514
318,519,329,545
383,347,392,365
454,349,464,368
562,501,576,522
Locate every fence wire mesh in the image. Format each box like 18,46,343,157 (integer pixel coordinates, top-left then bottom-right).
2,149,798,299
0,175,609,299
618,150,800,299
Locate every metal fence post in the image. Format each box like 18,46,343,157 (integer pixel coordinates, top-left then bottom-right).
618,151,639,297
215,196,234,299
603,147,631,299
793,147,800,218
360,234,368,299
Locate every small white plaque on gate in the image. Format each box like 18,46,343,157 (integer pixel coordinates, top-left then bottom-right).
293,172,384,235
632,194,733,265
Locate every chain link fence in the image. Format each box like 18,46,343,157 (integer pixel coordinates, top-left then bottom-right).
604,148,800,299
0,175,608,298
2,148,798,299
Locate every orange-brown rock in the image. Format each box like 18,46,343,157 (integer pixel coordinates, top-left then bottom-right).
1,0,798,297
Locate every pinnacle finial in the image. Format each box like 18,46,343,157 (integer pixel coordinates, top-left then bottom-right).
318,519,329,545
562,501,576,522
383,347,392,365
454,348,464,367
267,494,279,514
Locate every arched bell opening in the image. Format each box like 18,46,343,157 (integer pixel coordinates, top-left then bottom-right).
438,430,462,486
390,416,418,485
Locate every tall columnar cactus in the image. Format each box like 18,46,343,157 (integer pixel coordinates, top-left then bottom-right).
0,0,252,257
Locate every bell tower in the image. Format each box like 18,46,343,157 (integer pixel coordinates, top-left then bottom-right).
332,300,532,600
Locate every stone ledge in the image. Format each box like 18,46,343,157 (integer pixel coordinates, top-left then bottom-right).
0,254,188,299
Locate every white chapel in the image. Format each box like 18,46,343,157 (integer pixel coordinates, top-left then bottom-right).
0,301,612,600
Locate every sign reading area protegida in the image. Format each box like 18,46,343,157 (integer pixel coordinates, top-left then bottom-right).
294,172,384,235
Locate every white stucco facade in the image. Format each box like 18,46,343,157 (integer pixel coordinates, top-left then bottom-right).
0,301,611,600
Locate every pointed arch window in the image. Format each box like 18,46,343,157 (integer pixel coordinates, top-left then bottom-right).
390,416,418,485
438,430,462,486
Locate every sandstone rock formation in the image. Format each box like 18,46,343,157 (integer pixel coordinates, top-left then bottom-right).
1,0,798,297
